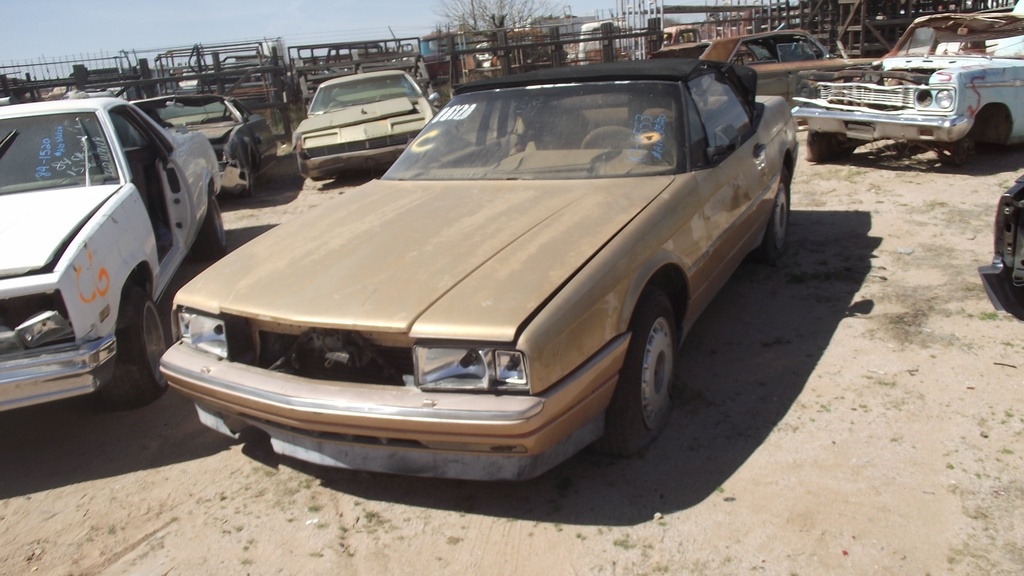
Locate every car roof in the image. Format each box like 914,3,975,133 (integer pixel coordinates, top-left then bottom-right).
455,59,745,93
0,97,126,119
455,59,758,107
318,69,413,88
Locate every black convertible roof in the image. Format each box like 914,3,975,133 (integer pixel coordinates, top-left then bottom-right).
455,59,758,107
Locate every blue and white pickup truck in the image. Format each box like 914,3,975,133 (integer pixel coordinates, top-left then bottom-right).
0,97,226,411
792,8,1024,166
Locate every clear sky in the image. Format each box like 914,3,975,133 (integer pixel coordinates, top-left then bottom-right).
1,0,625,63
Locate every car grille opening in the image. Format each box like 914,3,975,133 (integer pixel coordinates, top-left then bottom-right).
251,328,412,386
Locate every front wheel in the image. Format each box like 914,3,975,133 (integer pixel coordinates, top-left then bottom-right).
805,132,857,163
192,193,228,261
593,287,675,456
96,286,168,410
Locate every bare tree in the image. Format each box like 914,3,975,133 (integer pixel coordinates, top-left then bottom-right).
433,0,561,30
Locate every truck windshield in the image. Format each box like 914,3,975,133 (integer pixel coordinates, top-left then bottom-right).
0,112,119,195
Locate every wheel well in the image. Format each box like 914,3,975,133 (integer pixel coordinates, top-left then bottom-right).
969,103,1012,144
783,149,795,188
644,265,688,336
123,263,154,299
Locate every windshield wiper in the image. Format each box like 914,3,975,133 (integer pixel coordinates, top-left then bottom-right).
0,129,17,160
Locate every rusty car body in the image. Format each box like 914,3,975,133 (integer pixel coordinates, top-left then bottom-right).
160,60,798,480
652,30,872,101
792,11,1024,165
134,95,277,196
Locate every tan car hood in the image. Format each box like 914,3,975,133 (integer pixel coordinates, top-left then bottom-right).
295,97,419,135
177,177,673,342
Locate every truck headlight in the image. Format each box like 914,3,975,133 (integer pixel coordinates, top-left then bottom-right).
413,346,529,392
178,310,228,359
935,89,954,110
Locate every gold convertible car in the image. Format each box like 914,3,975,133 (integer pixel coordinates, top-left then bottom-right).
160,60,798,480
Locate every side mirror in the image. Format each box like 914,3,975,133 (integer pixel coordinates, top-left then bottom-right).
428,92,441,109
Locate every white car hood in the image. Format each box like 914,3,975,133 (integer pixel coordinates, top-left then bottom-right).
0,185,119,278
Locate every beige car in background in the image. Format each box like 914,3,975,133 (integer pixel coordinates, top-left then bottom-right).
292,70,434,180
161,60,798,480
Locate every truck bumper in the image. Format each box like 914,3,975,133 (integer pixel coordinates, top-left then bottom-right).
792,106,973,143
0,335,116,411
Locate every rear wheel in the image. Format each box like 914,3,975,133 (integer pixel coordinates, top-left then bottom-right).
96,286,167,410
754,167,790,265
594,287,675,456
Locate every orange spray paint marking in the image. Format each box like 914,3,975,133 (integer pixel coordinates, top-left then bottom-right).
75,250,110,304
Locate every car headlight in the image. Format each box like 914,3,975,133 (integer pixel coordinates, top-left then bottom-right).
935,89,954,110
178,310,228,359
9,311,74,349
413,346,529,392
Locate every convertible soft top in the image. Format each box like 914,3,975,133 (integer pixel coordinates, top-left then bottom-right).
455,59,759,109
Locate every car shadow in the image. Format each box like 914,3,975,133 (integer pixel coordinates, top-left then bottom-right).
0,390,234,499
244,209,881,526
823,140,1024,177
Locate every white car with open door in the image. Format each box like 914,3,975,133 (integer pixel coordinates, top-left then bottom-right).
0,97,226,411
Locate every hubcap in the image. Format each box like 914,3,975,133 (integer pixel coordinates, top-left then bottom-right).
641,317,673,428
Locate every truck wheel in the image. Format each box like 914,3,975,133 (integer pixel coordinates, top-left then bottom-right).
805,133,857,163
593,287,675,456
192,193,228,261
97,286,167,410
754,167,790,265
942,137,975,166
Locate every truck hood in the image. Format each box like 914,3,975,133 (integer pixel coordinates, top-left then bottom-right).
0,185,119,278
176,176,674,342
296,97,421,135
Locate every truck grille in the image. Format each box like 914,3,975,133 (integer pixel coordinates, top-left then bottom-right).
819,83,916,111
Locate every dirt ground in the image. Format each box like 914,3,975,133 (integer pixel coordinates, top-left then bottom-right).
2,135,1023,576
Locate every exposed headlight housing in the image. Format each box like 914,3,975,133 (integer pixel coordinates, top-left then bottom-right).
413,346,529,392
935,89,954,110
915,89,933,108
178,310,228,359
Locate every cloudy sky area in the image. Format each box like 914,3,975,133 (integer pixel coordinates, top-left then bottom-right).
1,0,635,63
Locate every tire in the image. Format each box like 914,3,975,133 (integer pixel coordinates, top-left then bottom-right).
96,286,168,410
805,132,856,163
192,192,228,261
941,137,975,166
593,287,675,456
754,167,791,265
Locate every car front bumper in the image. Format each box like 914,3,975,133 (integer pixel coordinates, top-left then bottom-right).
0,335,116,411
160,335,628,481
791,106,972,143
297,143,407,180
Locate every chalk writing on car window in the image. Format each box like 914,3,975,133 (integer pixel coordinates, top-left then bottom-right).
433,103,477,122
626,113,667,163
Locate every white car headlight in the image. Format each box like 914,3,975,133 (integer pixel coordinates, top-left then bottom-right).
413,346,529,392
178,310,228,359
935,89,954,110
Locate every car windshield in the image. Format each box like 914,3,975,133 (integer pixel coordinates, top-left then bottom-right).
896,15,1024,58
308,74,421,115
147,99,235,127
384,80,681,181
0,112,119,195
